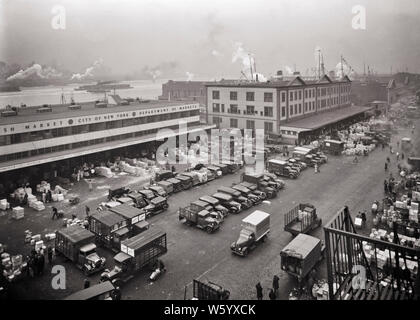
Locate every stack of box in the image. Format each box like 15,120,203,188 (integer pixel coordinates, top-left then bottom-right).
11,206,24,220
409,202,419,222
0,199,10,211
36,181,51,193
29,200,45,211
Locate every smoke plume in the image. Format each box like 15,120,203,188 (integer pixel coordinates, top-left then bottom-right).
6,64,62,81
70,59,104,81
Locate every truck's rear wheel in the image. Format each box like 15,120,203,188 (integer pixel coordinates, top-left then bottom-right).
206,226,213,234
243,248,249,256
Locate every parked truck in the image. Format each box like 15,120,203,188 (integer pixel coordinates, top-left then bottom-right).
241,174,277,198
55,226,106,275
231,210,270,256
217,186,253,209
267,159,299,179
280,233,325,283
191,279,230,300
178,205,221,233
284,203,322,236
198,195,230,217
100,229,167,286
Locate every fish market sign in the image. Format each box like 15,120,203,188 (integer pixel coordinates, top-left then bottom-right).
0,104,199,136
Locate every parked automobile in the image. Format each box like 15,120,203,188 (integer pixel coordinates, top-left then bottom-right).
231,184,262,205
145,185,167,198
166,178,182,193
143,196,169,217
217,186,253,209
199,195,230,217
137,189,156,204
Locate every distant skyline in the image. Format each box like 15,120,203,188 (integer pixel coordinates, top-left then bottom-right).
1,0,420,80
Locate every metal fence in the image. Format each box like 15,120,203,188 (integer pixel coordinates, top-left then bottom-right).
324,206,420,300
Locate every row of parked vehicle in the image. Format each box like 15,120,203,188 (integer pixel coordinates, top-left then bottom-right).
178,173,285,233
268,147,328,179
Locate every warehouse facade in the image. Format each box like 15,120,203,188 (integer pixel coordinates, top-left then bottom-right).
205,75,353,142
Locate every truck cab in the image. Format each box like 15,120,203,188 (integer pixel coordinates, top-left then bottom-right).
127,192,148,209
212,192,241,214
145,185,167,198
217,186,253,209
143,196,169,217
78,243,106,276
199,195,230,217
239,182,267,200
231,184,262,205
137,189,156,204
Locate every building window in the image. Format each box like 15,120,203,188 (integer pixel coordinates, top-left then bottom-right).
290,105,293,115
212,103,220,112
264,106,273,117
290,91,293,101
298,91,302,100
282,92,286,102
304,102,307,112
213,117,222,125
299,104,302,113
246,120,255,130
246,92,255,101
230,104,238,114
282,107,286,117
212,90,220,99
305,91,308,99
264,122,273,133
295,105,298,114
294,92,297,100
230,118,238,128
264,92,273,102
230,91,238,100
221,104,225,113
246,105,255,115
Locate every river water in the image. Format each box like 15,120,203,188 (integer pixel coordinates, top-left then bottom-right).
0,79,167,108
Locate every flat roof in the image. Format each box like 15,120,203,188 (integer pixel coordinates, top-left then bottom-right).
122,228,165,252
281,105,372,131
57,225,94,243
0,99,197,125
281,233,320,258
110,204,144,220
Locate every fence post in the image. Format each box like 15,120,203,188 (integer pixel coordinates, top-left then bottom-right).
324,228,335,300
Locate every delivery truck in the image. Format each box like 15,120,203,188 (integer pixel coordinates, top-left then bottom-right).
178,203,221,233
231,210,270,256
191,279,230,300
100,229,167,286
241,174,277,198
199,195,230,217
284,203,322,236
217,186,253,209
267,159,299,179
55,226,106,275
323,139,345,155
280,233,325,283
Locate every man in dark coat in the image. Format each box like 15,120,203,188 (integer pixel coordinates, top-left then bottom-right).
38,253,45,275
272,275,279,296
256,282,263,300
268,289,276,300
84,279,90,289
47,247,53,265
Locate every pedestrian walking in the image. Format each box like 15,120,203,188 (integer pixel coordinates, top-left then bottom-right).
88,179,93,192
396,152,400,161
384,180,388,193
38,253,45,275
51,207,58,220
387,157,390,163
272,275,279,296
42,191,46,203
256,282,263,300
269,289,276,300
47,246,53,265
385,162,388,171
84,279,90,289
112,287,122,300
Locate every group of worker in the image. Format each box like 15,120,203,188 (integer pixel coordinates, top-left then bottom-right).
255,275,280,300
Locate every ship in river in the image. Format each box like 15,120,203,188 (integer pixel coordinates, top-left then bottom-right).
75,80,132,92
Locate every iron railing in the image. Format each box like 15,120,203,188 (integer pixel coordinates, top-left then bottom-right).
324,206,420,300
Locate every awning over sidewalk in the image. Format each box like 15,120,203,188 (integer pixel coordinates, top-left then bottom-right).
281,105,372,131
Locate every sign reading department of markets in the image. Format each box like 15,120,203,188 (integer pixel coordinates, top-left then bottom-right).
0,103,199,136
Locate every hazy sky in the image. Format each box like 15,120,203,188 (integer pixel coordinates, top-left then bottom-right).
1,0,420,79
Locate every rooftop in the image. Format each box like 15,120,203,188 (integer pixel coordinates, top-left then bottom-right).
0,99,197,126
205,75,351,89
281,105,372,131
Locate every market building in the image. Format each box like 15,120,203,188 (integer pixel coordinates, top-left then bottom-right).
205,74,369,143
0,96,213,191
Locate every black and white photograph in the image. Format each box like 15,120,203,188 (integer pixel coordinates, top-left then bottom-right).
0,0,420,309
